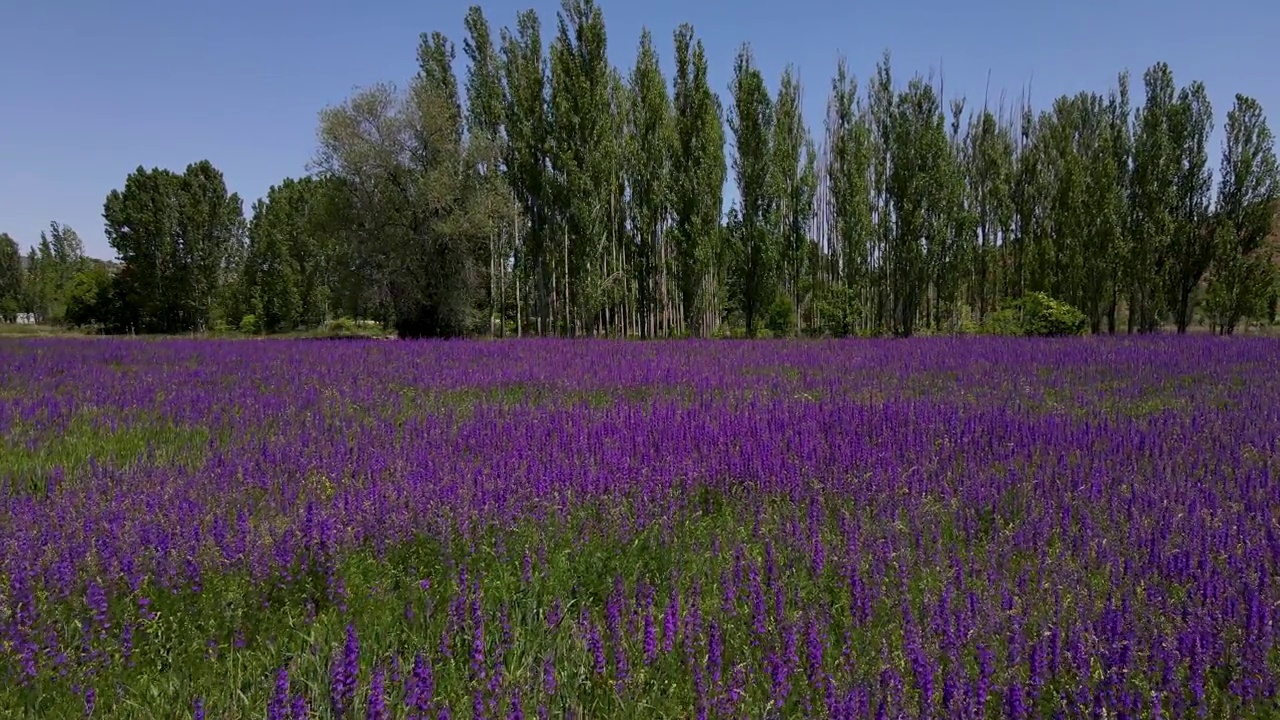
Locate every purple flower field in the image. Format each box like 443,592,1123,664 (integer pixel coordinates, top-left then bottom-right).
1,337,1277,718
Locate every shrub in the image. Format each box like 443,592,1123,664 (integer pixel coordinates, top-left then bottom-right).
238,314,260,334
1020,292,1088,336
983,292,1088,337
814,285,860,337
310,317,392,339
765,292,796,338
324,317,360,335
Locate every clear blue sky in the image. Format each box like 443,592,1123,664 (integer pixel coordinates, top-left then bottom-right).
2,0,1275,260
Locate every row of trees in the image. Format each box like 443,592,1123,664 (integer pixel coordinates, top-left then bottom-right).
0,223,120,325
3,1,1278,336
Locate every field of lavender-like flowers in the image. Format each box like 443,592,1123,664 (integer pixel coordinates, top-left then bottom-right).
0,336,1277,718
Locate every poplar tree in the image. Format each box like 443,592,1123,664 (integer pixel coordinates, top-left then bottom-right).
241,177,335,330
625,28,671,337
727,43,777,336
499,10,552,334
104,163,245,333
886,78,949,336
1206,94,1280,333
670,24,725,337
1130,62,1179,331
823,56,873,335
965,107,1015,320
548,0,613,335
771,67,816,334
1165,81,1214,332
0,233,22,322
463,4,511,335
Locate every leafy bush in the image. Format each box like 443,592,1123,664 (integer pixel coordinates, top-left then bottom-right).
238,314,260,334
983,292,1088,337
982,307,1026,336
814,285,860,337
325,317,360,335
1021,292,1088,336
765,292,796,338
307,317,392,339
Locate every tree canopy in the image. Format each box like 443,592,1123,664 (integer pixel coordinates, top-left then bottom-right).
5,3,1279,337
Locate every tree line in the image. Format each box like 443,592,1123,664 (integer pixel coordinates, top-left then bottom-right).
2,0,1278,337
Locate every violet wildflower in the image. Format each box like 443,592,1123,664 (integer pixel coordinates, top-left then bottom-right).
330,624,360,718
707,620,723,688
406,652,434,717
508,688,524,720
542,654,557,697
268,665,291,720
366,665,388,720
662,586,679,653
642,589,657,664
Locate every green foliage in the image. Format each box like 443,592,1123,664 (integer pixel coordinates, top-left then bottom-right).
63,264,115,328
727,43,777,337
764,290,796,337
313,317,391,338
982,307,1027,336
1129,63,1181,332
242,177,337,333
669,24,725,337
1206,95,1280,334
624,27,671,337
1163,82,1215,332
887,76,951,337
0,233,22,322
23,222,89,324
548,0,615,335
103,162,247,333
985,292,1088,336
825,56,874,324
315,29,516,339
772,68,818,338
814,284,861,337
238,313,260,334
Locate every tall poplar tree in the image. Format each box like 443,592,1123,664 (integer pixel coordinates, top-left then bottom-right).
670,24,725,337
1129,62,1179,331
625,28,671,337
499,10,552,335
886,78,950,336
241,177,335,330
0,233,22,322
727,43,777,336
771,67,817,334
965,107,1015,320
548,0,613,335
824,56,873,334
463,4,511,335
1165,81,1215,332
1206,94,1280,333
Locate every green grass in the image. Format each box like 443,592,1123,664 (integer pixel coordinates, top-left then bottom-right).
0,413,208,495
0,323,89,338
